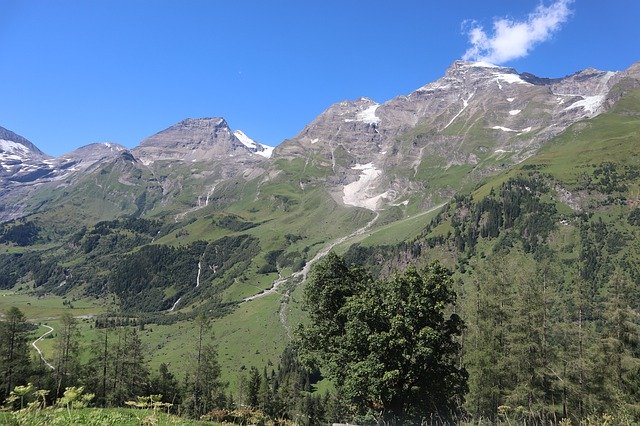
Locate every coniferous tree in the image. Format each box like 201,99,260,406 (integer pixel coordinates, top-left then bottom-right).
183,314,225,418
53,312,81,396
0,307,32,401
596,268,640,418
149,363,181,406
464,257,514,420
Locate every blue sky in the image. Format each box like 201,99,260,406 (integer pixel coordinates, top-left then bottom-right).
1,0,639,156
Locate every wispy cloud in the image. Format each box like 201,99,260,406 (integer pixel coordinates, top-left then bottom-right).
462,0,573,64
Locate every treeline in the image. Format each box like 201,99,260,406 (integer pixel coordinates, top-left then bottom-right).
343,174,640,423
0,308,340,425
463,251,640,423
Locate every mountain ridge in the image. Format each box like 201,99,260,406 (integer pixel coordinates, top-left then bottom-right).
1,59,639,223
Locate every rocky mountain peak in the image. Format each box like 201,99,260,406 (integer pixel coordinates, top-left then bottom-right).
133,117,259,164
0,125,48,163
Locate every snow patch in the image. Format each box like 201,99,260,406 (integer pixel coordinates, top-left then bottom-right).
494,73,531,85
310,138,319,144
509,109,521,115
564,95,605,114
0,140,29,154
491,125,533,134
507,98,515,102
491,126,517,132
234,130,274,158
345,104,381,125
342,163,388,211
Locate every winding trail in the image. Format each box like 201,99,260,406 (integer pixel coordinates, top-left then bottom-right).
243,212,380,304
32,325,55,370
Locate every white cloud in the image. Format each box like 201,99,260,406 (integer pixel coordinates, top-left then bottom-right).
462,0,573,64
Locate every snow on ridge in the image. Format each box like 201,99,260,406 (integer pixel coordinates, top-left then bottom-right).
233,130,274,158
103,142,124,151
564,95,605,114
469,61,500,68
494,72,531,85
234,130,258,149
0,139,29,154
343,163,388,211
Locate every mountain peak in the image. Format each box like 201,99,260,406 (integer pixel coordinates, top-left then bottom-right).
0,125,48,161
445,60,515,76
133,117,266,164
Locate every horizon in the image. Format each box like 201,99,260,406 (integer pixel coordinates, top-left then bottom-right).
1,0,639,156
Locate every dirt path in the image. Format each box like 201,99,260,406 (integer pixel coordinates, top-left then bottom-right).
242,212,380,304
32,325,55,370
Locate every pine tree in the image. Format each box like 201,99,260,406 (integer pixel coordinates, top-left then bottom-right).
597,268,640,418
183,314,225,417
53,312,81,396
0,307,32,401
464,257,514,420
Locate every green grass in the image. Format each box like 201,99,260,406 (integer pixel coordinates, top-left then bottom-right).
0,290,104,320
333,204,445,251
0,407,219,425
137,293,288,389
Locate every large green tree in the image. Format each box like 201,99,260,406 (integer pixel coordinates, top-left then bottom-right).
299,253,467,423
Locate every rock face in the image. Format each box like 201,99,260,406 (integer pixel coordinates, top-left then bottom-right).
1,60,639,222
133,118,266,164
274,60,635,210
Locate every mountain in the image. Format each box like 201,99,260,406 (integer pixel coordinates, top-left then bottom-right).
233,130,274,158
274,60,632,212
2,59,640,406
2,59,639,284
0,118,271,223
133,117,265,164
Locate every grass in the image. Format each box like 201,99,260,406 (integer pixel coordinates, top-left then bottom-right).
332,204,445,251
0,290,104,320
0,407,220,425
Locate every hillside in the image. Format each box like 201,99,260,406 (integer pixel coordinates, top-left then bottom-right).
1,60,640,424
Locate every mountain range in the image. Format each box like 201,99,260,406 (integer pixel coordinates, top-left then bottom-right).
2,60,638,224
2,58,640,382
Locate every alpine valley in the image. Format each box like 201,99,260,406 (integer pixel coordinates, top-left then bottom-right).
2,59,640,423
